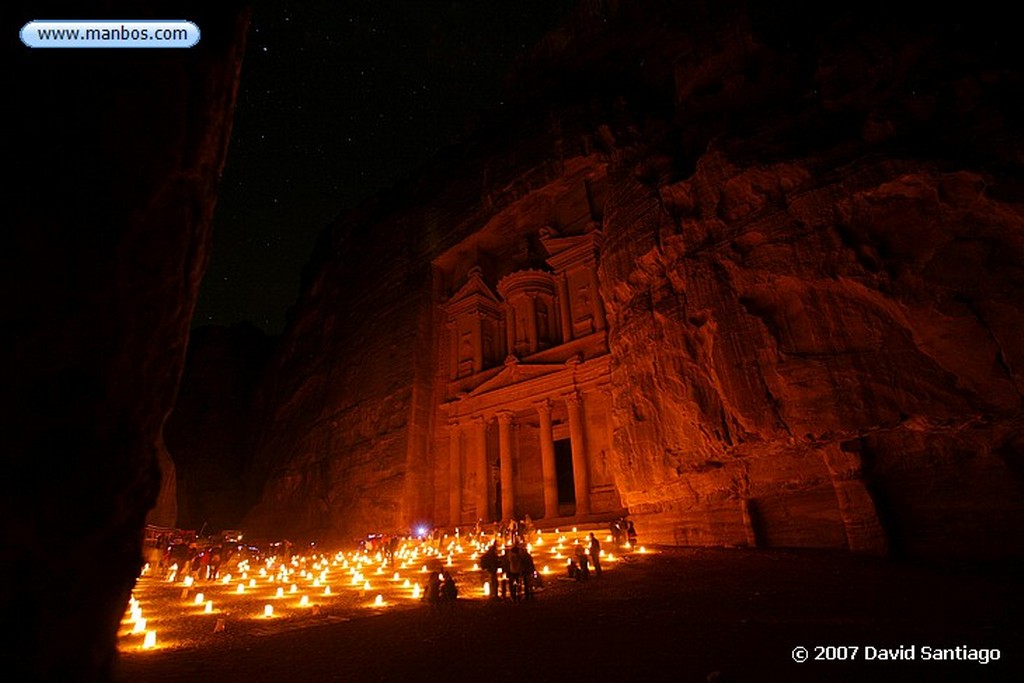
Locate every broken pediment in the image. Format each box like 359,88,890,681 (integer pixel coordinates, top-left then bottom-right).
464,360,565,398
443,266,502,317
540,227,604,273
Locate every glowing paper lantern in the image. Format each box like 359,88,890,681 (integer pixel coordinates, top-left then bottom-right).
299,595,309,607
263,604,273,617
374,594,384,606
236,583,245,594
194,592,204,605
142,631,156,649
204,601,213,614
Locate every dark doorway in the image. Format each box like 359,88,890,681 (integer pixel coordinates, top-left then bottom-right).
554,438,575,504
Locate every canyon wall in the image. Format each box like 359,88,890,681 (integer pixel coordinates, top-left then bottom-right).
6,3,249,679
232,0,1022,559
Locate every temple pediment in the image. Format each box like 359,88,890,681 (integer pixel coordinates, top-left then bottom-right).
540,227,603,273
443,266,501,316
465,360,564,398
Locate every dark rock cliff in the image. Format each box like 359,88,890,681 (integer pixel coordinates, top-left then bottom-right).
183,1,1023,560
5,2,249,679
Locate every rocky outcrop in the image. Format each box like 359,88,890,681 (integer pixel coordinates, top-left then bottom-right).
224,0,1024,559
5,3,249,679
603,153,1024,557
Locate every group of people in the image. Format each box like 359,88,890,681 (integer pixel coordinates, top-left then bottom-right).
611,517,638,548
567,532,603,580
423,565,459,604
419,517,639,604
479,539,538,602
160,540,225,581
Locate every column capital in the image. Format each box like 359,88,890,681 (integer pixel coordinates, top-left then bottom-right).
471,415,487,426
496,410,515,425
533,398,552,415
563,390,583,407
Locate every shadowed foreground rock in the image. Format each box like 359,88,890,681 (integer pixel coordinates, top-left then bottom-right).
5,3,249,680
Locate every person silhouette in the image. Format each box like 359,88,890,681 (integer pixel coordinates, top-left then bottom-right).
588,533,602,578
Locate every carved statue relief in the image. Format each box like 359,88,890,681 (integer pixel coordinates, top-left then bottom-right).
537,299,550,342
576,282,592,317
483,331,493,364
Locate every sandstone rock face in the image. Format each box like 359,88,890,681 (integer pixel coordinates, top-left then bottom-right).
5,4,249,679
603,153,1024,557
228,0,1023,560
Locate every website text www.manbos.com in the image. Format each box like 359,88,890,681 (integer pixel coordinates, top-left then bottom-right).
20,20,199,48
39,25,187,41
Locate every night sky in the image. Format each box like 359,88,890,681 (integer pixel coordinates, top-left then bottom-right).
193,1,578,334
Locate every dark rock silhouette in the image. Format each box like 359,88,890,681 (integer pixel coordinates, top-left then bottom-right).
6,2,249,679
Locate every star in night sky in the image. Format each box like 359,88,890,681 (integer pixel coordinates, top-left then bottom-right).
193,0,578,334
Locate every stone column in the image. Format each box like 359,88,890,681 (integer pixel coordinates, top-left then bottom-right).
557,274,573,343
472,316,484,374
504,304,516,356
525,295,538,353
472,417,490,523
565,391,591,516
497,411,515,521
448,323,459,380
448,420,462,526
535,399,559,519
587,267,607,331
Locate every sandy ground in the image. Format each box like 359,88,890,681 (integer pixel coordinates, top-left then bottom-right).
113,547,1023,683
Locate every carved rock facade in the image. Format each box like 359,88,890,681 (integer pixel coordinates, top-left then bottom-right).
234,0,1023,560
